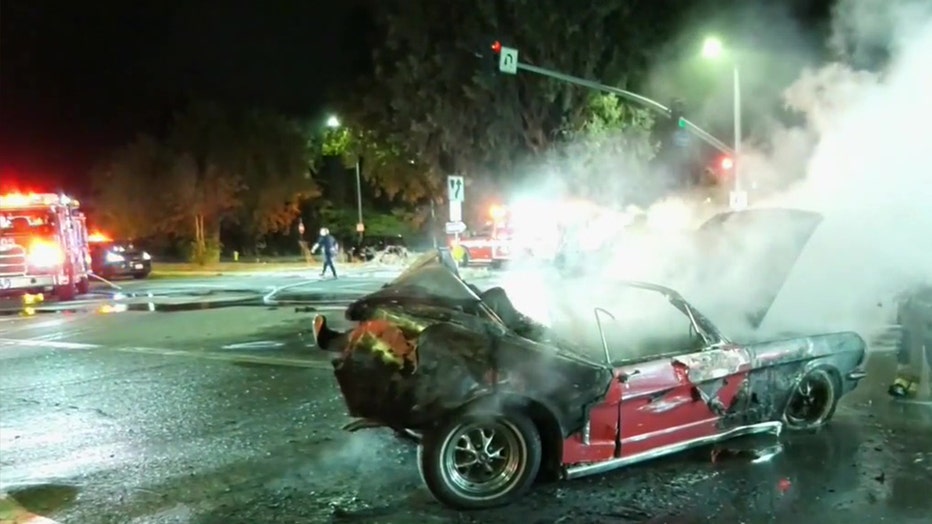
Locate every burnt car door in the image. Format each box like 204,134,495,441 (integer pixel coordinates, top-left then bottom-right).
599,286,751,457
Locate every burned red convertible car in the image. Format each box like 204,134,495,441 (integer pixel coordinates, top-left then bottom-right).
314,209,868,510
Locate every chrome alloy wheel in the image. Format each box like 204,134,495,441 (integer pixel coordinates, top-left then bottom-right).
439,420,527,500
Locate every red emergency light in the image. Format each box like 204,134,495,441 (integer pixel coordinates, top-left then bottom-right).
491,41,502,54
720,157,734,170
88,231,112,243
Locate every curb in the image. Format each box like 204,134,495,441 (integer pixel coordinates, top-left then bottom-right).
0,493,62,524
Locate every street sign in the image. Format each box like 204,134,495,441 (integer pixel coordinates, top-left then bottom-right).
673,129,690,147
729,190,748,210
356,222,365,233
447,175,465,202
448,200,462,223
445,221,467,235
499,46,518,74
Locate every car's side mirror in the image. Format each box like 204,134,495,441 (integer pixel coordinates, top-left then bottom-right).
619,369,641,383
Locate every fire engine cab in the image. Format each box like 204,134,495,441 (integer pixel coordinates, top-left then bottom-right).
0,192,92,300
450,205,512,268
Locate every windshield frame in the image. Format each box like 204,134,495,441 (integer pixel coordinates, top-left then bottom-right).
0,208,57,237
378,249,482,302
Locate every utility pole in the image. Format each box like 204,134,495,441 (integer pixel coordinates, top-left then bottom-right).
354,156,363,242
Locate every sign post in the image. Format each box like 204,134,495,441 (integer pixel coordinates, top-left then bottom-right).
447,175,466,244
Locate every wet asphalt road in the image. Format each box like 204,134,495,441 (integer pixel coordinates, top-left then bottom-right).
0,271,930,524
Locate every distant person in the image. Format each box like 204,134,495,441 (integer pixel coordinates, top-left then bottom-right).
312,227,338,278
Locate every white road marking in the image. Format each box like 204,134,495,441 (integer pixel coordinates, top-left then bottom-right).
0,337,333,369
0,338,99,350
113,346,333,369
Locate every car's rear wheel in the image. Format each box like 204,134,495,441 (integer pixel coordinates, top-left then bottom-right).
418,409,541,510
782,367,839,431
133,271,149,279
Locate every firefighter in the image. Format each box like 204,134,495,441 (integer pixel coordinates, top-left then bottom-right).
889,289,932,399
312,227,338,278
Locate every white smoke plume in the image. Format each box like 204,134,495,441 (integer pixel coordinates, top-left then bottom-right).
757,0,932,337
499,0,932,353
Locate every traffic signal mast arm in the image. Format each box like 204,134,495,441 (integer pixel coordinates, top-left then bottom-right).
483,43,735,156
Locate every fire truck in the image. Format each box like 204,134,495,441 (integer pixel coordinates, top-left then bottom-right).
0,192,92,300
488,207,513,269
450,205,512,268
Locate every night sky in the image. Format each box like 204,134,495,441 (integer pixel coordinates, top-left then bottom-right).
1,0,372,189
1,0,835,192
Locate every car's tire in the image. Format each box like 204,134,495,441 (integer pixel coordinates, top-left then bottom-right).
133,271,149,280
418,409,541,510
782,367,840,431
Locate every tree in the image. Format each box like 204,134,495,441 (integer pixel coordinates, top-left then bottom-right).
232,111,319,243
161,102,243,262
90,135,167,239
550,93,659,204
91,102,319,263
321,125,435,203
352,0,684,200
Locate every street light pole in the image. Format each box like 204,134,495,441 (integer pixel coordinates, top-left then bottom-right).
354,156,363,242
701,37,745,209
732,64,742,194
327,115,365,239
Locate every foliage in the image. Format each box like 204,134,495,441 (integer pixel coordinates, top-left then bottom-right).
90,135,166,239
550,93,660,203
232,111,319,239
318,205,412,239
349,0,684,200
91,102,317,264
321,125,433,204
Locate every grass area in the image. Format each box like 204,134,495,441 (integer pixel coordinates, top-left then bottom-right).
149,260,369,277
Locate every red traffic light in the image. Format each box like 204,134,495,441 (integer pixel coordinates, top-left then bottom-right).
491,41,502,54
720,157,734,170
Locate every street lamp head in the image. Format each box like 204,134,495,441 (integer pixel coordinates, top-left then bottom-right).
326,115,341,128
702,37,724,59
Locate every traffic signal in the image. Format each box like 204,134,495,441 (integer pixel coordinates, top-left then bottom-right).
473,37,505,73
670,99,686,128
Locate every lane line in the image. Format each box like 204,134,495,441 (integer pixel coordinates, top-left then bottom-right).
0,338,99,350
0,337,333,370
113,346,334,369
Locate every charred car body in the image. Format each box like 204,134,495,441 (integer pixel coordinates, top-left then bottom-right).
315,209,868,510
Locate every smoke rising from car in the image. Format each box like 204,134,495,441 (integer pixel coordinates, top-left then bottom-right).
499,0,932,354
741,0,932,339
